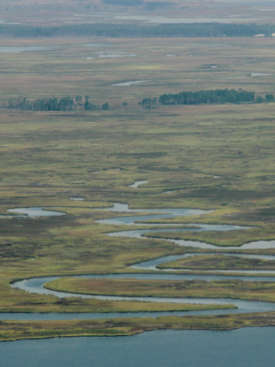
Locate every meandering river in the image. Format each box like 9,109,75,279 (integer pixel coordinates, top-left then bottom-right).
3,203,275,365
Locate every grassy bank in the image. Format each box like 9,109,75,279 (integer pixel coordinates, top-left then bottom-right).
1,312,275,342
45,278,275,303
0,279,233,314
157,254,275,271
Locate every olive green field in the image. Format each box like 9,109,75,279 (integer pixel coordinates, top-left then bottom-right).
1,33,275,341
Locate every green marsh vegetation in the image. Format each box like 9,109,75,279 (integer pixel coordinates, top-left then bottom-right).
45,278,275,304
157,255,275,271
2,312,275,342
1,35,275,339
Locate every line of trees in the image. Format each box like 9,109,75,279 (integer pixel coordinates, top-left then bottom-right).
145,2,175,10
7,96,75,111
158,89,256,105
138,98,157,109
0,23,275,38
4,90,274,112
102,0,143,5
5,96,110,111
102,0,173,7
139,89,275,108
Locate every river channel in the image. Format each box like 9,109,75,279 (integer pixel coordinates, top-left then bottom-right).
3,203,275,366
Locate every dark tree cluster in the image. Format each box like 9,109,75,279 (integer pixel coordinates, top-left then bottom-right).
145,2,175,10
102,0,143,5
84,96,110,111
139,89,275,108
139,98,157,109
101,0,173,8
264,94,275,102
7,96,75,111
5,96,111,112
158,89,256,105
84,96,99,111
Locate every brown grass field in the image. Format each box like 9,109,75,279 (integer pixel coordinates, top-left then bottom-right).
1,37,275,103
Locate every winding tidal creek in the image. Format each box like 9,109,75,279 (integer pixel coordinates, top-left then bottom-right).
3,203,275,366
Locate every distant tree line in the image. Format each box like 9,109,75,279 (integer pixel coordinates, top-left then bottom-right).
145,2,175,10
5,96,110,111
102,0,173,7
102,0,143,5
7,96,75,111
0,23,275,38
159,89,256,105
138,98,157,109
139,89,275,108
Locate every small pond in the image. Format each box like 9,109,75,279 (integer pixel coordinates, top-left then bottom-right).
0,46,57,53
111,80,150,87
128,180,148,188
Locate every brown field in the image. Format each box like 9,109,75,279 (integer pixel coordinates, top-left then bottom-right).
1,37,275,104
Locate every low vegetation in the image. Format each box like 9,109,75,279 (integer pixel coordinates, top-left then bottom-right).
1,312,275,341
0,277,231,314
157,255,275,271
45,278,275,303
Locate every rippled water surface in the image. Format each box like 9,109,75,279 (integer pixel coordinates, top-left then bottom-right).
1,328,275,367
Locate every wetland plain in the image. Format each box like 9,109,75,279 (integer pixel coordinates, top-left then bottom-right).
2,0,275,365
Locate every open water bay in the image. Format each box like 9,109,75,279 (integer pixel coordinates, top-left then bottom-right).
1,328,275,367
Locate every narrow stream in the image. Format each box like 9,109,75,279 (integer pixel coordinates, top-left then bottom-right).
7,203,275,321
4,203,275,365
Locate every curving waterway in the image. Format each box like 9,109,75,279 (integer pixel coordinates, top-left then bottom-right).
8,203,275,318
4,203,275,366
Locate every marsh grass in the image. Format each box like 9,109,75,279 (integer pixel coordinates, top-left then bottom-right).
0,312,273,342
46,277,275,304
1,36,275,337
158,254,275,270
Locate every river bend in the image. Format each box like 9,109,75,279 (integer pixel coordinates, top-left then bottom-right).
5,203,275,322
